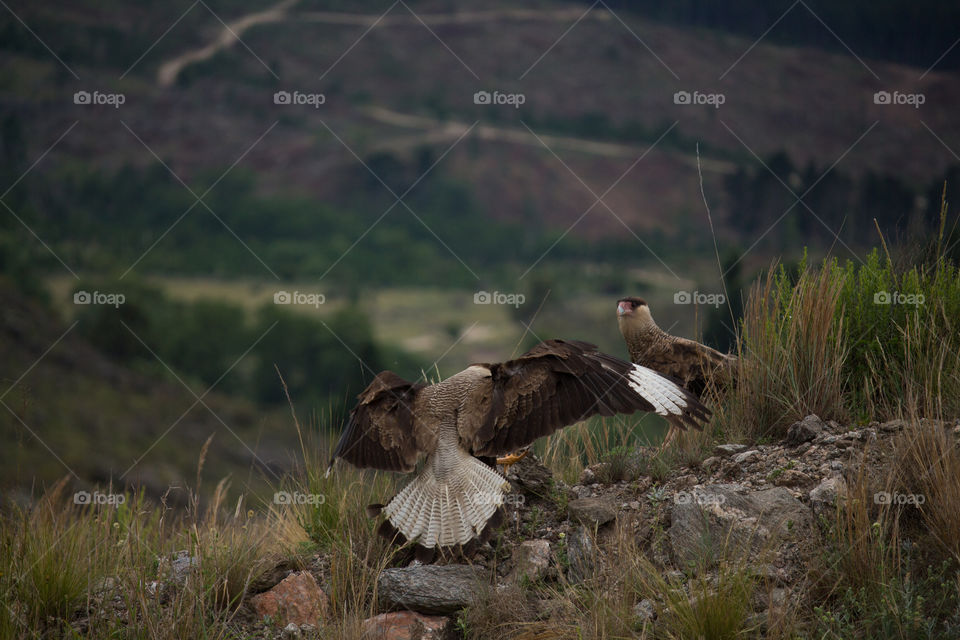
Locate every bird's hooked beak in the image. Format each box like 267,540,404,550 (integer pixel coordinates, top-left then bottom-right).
617,301,632,316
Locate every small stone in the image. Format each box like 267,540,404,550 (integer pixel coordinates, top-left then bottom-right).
568,497,616,526
785,415,825,446
633,598,656,622
164,550,198,586
628,501,640,510
701,456,722,473
733,450,760,465
714,444,747,457
250,571,328,627
360,611,450,639
676,474,698,488
511,539,551,582
571,485,591,499
773,470,812,487
282,622,301,639
809,476,846,514
878,419,906,432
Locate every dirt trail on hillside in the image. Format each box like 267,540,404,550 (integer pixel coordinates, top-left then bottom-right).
156,5,733,171
157,0,300,87
156,5,610,87
362,106,736,172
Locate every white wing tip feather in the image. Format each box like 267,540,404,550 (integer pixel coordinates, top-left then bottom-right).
627,364,687,416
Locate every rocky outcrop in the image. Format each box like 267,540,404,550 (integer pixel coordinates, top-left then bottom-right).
668,484,813,569
567,496,617,527
378,565,484,615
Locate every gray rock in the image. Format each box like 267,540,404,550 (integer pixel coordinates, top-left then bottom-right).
281,622,301,639
570,485,591,500
714,444,748,457
506,452,555,496
809,476,846,514
164,550,198,586
732,450,760,465
669,484,813,569
568,497,616,527
701,456,722,473
785,415,826,446
773,469,812,487
566,526,596,584
511,539,551,582
378,565,484,614
879,419,906,433
633,598,656,622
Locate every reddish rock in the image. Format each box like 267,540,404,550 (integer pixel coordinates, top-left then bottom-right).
360,611,450,639
249,571,328,627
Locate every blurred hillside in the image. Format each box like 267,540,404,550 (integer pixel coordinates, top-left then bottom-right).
1,0,958,498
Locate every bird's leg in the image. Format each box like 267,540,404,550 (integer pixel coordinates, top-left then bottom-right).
496,449,530,473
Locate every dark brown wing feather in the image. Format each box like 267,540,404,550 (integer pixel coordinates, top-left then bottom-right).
634,335,735,398
461,339,708,457
328,371,426,473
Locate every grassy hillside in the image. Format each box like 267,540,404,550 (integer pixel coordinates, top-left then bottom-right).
2,227,958,638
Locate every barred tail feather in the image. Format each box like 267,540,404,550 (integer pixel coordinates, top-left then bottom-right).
380,455,509,549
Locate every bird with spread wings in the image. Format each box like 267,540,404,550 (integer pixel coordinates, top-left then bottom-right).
327,339,710,554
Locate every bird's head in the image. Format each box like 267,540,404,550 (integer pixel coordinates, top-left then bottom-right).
617,297,657,333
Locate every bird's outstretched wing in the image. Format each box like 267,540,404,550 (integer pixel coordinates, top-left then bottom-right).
459,339,710,457
327,371,427,474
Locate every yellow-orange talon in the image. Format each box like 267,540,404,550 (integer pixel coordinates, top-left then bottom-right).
496,449,530,473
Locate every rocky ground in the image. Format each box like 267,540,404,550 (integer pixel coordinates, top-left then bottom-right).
107,415,960,639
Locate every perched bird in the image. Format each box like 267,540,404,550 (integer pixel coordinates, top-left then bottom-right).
616,296,735,447
327,339,709,555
